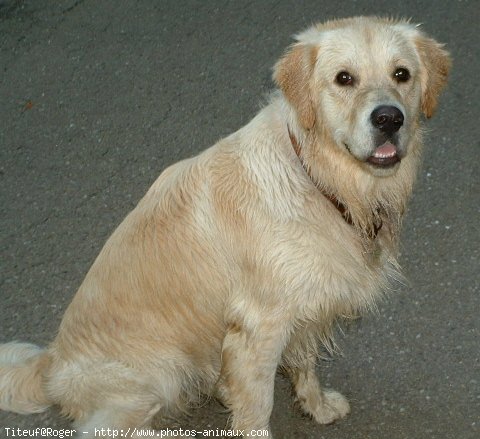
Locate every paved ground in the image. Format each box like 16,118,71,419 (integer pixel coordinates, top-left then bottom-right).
0,0,478,438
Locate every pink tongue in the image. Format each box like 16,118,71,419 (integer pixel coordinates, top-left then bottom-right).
373,142,397,158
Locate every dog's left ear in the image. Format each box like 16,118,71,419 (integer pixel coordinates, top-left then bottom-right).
414,35,451,118
273,43,318,130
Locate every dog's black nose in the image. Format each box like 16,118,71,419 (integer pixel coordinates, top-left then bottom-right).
370,106,404,135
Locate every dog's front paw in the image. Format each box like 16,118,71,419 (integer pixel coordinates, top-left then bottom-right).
307,389,350,425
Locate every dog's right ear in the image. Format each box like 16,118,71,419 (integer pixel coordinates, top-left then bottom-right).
273,44,317,130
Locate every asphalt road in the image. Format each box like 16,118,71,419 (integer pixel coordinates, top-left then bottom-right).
0,1,478,438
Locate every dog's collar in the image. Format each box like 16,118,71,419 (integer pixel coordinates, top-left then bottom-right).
287,126,354,225
287,126,382,238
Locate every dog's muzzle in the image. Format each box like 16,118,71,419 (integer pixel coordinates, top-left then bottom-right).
367,105,404,167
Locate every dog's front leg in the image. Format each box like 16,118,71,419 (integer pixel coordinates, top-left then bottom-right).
283,335,350,425
218,318,289,438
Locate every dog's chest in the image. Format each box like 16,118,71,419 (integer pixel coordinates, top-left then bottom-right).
256,218,390,317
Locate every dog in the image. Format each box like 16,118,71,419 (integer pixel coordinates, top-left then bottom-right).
0,16,450,438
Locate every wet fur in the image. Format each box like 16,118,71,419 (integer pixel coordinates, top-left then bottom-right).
0,17,449,437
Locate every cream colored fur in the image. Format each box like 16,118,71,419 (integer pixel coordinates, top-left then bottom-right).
0,17,450,438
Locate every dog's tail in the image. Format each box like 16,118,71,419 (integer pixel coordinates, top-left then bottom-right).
0,342,51,414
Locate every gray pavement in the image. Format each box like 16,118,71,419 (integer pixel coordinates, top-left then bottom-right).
0,0,478,438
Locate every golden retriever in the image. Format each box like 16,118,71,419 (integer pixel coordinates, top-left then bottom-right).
0,17,450,438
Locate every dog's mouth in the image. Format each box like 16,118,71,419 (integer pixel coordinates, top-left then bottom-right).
343,141,401,168
366,142,400,167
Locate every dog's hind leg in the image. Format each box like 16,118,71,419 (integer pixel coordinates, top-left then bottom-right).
47,357,183,439
283,333,350,424
73,398,162,439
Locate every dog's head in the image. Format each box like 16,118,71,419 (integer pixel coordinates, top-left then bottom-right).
274,17,451,177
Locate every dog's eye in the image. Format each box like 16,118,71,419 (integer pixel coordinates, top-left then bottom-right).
394,67,410,82
335,71,354,86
